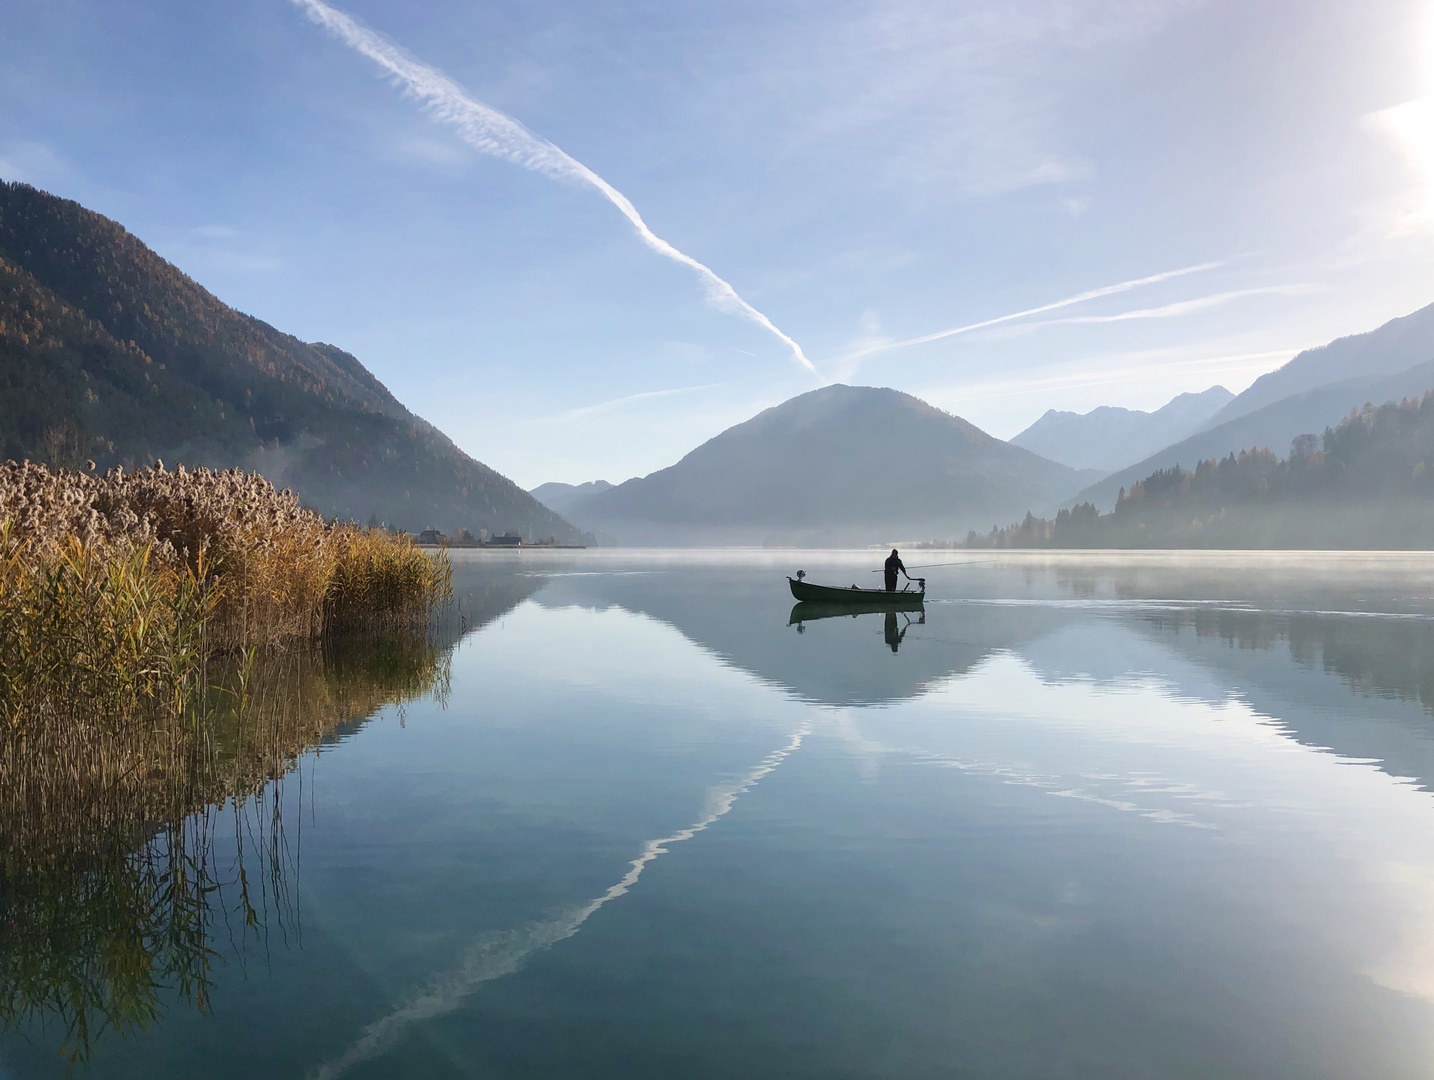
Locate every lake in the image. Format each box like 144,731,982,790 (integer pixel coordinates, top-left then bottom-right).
6,549,1434,1079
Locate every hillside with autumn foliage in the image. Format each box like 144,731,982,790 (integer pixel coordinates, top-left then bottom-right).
0,181,584,541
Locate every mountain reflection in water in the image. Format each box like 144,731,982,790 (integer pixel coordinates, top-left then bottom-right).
534,552,1434,793
9,551,1434,1079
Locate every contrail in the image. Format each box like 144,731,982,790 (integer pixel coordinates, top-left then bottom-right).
836,261,1224,368
526,381,726,425
290,0,817,376
309,721,812,1079
1053,283,1317,324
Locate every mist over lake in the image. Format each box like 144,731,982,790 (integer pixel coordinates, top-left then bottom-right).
8,550,1434,1078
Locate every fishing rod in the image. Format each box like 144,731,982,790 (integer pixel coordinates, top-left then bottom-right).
869,558,1011,571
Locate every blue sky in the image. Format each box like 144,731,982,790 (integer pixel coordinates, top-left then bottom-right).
4,0,1434,486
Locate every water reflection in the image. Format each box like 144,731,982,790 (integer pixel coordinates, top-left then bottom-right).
0,572,543,1067
884,609,914,652
0,636,448,1065
532,552,1434,793
538,565,1052,706
786,603,923,653
11,552,1434,1078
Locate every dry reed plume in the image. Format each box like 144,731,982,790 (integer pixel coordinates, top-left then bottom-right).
0,460,453,1063
0,458,451,743
0,459,451,652
0,457,452,861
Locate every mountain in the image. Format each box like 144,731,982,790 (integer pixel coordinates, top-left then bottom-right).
560,384,1089,545
529,479,614,518
1211,300,1434,424
974,390,1434,549
1011,385,1233,473
1067,302,1434,510
1073,356,1434,510
0,181,583,541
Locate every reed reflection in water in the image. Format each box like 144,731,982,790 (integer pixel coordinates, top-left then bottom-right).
0,629,453,1066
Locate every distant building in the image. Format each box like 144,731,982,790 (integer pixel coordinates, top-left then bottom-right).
416,528,447,545
488,532,523,546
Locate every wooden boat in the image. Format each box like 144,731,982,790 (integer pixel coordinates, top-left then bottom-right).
787,575,924,607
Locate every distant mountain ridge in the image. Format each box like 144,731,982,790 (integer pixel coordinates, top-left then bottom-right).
530,480,614,519
1211,301,1434,423
1012,385,1233,473
1071,303,1434,510
976,389,1434,549
557,384,1088,545
0,181,584,541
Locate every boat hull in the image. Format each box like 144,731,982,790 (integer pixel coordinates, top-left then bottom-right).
788,577,925,606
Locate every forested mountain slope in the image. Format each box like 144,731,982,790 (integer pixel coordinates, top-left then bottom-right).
1066,303,1434,510
1072,357,1434,510
974,391,1434,549
0,181,582,541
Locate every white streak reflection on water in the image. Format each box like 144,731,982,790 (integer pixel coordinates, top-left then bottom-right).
310,719,814,1079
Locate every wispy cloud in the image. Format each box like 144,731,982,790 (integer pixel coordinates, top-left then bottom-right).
923,346,1302,412
0,140,72,187
1051,284,1319,325
833,260,1223,369
723,0,1198,196
517,382,725,426
289,0,816,375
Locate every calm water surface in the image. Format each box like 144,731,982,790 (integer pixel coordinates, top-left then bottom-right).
8,550,1434,1078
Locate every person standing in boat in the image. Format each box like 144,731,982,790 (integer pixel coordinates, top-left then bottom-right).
884,548,911,592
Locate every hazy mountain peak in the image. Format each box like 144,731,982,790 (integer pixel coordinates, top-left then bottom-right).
1214,301,1434,424
530,479,614,518
1066,300,1434,512
551,383,1083,545
727,383,988,437
1010,385,1233,474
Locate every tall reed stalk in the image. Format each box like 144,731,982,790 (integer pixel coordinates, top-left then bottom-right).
0,460,454,1065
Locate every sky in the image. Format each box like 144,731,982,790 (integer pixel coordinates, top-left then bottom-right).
4,0,1434,487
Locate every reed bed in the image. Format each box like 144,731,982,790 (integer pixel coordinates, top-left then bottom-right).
0,458,451,851
0,460,453,1064
0,458,450,651
0,459,449,730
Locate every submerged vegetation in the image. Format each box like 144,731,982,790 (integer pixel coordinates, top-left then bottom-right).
969,392,1434,549
0,460,454,1063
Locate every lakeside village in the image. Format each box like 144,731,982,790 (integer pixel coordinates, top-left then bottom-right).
414,527,586,549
